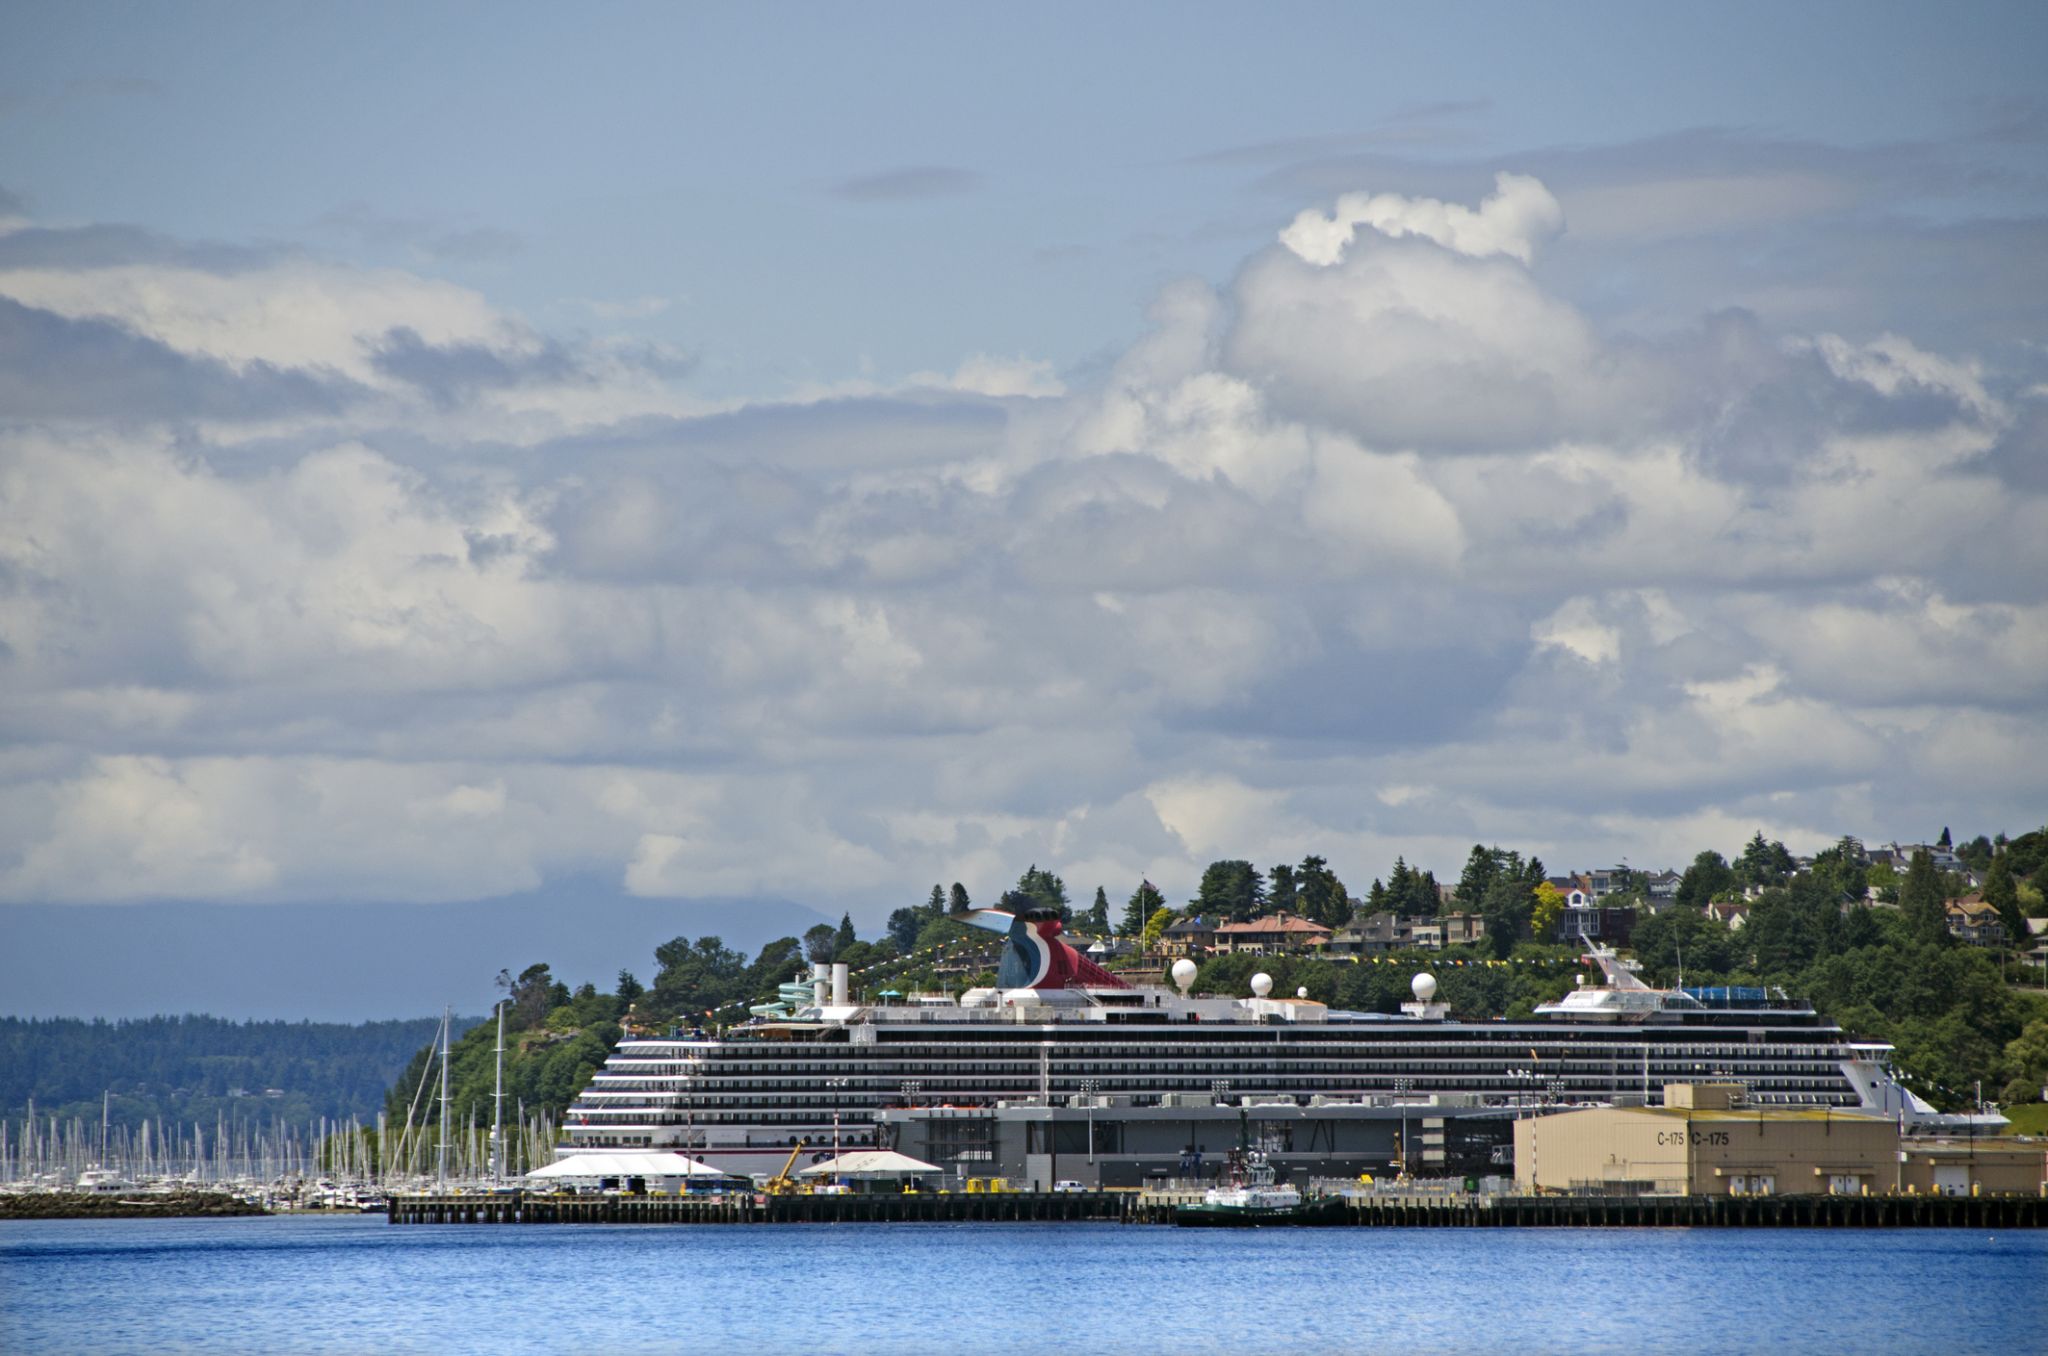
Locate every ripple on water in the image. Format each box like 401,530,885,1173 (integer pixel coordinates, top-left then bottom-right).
4,1216,2045,1356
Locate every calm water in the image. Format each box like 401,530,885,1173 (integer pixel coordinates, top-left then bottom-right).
2,1215,2044,1355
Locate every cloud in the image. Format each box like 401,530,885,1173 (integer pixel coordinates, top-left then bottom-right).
1,171,2042,920
369,325,583,406
827,166,981,202
0,296,363,420
1279,172,1564,265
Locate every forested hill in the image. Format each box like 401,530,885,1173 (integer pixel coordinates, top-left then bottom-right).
1,1014,479,1135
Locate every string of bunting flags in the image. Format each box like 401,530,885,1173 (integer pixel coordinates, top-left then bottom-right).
682,924,1581,1029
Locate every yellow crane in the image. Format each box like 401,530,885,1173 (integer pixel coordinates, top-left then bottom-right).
764,1141,807,1195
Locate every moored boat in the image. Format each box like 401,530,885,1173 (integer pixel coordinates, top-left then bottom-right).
1175,1151,1346,1227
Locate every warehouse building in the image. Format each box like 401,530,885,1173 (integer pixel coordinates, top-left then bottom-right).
878,1093,1520,1189
1515,1083,2046,1196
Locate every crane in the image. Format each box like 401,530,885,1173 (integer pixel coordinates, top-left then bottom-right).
763,1141,807,1195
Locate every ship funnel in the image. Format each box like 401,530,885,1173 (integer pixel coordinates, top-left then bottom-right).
832,962,850,1006
812,963,829,1007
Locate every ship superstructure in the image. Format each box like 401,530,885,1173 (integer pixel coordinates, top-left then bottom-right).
560,907,1940,1179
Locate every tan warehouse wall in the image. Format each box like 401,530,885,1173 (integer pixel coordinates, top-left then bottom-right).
1517,1097,2048,1197
1516,1104,1897,1196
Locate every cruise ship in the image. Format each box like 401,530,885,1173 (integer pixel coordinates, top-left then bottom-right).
559,905,1942,1179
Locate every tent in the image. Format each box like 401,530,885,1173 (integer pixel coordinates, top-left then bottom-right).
798,1150,945,1190
526,1152,734,1191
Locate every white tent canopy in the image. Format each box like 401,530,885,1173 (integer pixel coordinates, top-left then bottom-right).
798,1150,944,1178
527,1152,729,1181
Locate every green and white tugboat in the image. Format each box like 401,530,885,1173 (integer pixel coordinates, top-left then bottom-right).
1174,1150,1346,1227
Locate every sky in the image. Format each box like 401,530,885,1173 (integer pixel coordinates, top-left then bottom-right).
3,3,2046,1017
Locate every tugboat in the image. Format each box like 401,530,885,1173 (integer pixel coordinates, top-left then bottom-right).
1174,1150,1346,1227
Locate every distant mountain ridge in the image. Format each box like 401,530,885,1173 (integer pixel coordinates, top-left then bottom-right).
1,1013,480,1135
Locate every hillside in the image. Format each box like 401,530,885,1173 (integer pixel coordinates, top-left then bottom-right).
1,1014,476,1136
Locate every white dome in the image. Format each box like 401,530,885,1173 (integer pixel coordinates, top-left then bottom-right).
1170,958,1198,993
1250,972,1274,998
1411,972,1438,1002
1297,986,1309,999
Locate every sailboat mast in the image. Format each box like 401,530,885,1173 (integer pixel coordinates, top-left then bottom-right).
491,1000,506,1185
436,1006,450,1188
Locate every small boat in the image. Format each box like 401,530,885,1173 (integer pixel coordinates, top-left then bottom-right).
1175,1152,1346,1227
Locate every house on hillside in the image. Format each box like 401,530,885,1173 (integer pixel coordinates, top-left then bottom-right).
1944,898,2005,947
1326,912,1399,957
1213,912,1332,957
1441,911,1487,946
1584,868,1630,898
1157,916,1219,959
1704,900,1752,931
1557,904,1637,946
1643,871,1683,911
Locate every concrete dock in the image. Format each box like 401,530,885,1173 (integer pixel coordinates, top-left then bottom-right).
389,1189,2046,1228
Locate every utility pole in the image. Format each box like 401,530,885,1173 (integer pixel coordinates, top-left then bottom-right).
437,1007,451,1189
491,1000,507,1184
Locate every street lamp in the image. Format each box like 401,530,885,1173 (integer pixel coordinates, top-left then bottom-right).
1393,1077,1414,1179
1079,1079,1099,1169
826,1077,851,1189
899,1080,923,1162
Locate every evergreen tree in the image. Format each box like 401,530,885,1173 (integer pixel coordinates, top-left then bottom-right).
1386,857,1415,915
1192,860,1266,921
885,908,922,953
1480,876,1533,959
1013,865,1071,921
1295,855,1351,928
928,884,946,914
1121,880,1165,936
1900,849,1949,945
615,970,644,1003
948,883,971,913
1084,887,1111,935
1983,853,2026,951
1736,831,1795,888
1454,845,1499,913
1937,826,1952,850
834,912,857,955
1366,878,1389,914
1268,864,1299,914
1674,850,1734,909
1810,837,1868,903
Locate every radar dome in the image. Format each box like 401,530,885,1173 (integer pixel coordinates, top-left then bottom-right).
1411,972,1438,1002
1297,986,1309,1000
1250,972,1274,998
1170,958,1198,994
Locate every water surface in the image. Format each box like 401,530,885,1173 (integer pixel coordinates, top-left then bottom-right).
3,1215,2043,1355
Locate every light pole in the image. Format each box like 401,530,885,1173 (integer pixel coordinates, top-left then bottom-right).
1079,1079,1099,1171
826,1076,850,1189
1393,1077,1414,1180
899,1081,922,1162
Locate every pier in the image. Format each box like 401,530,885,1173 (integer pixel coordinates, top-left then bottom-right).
389,1189,2047,1228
